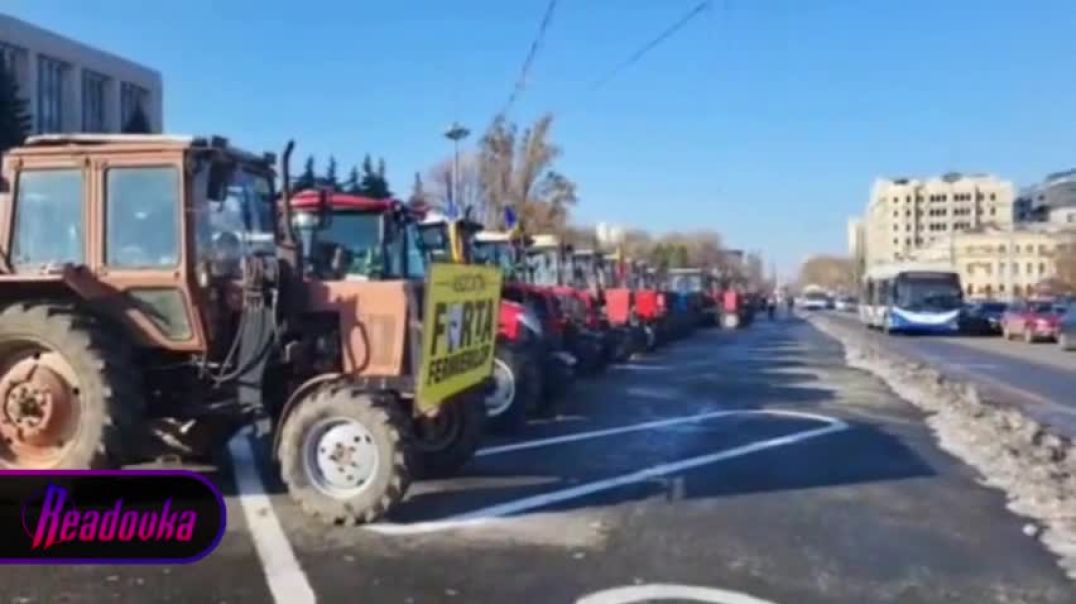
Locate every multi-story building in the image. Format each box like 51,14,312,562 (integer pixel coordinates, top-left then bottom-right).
863,173,1016,268
909,224,1076,300
1018,168,1076,224
0,14,162,134
847,217,864,260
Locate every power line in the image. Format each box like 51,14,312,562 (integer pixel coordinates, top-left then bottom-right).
590,0,712,91
499,0,560,118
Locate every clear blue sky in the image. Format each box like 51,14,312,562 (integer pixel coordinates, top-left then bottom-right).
7,0,1076,277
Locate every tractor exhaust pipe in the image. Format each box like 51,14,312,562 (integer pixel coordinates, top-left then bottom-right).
279,140,296,247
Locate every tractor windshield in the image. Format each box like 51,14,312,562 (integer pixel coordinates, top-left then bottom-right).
526,249,561,286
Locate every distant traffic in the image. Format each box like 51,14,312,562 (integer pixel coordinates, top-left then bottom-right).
795,269,1075,351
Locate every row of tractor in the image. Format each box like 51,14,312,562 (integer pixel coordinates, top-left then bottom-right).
0,134,751,527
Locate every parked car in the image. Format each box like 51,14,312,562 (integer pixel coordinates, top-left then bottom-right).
1001,299,1067,343
834,296,858,312
960,301,1008,335
1058,305,1076,351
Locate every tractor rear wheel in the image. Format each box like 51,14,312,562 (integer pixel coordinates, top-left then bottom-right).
278,385,410,525
411,394,485,479
0,302,141,469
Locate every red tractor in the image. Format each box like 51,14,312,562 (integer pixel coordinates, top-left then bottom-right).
472,230,576,408
524,235,609,376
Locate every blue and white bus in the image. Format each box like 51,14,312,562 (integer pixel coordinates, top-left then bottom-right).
860,264,963,334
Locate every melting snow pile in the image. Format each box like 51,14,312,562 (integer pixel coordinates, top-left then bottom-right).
809,316,1076,580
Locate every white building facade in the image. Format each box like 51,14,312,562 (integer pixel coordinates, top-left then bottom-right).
0,14,162,134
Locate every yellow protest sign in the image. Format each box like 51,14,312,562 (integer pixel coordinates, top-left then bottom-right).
417,263,503,410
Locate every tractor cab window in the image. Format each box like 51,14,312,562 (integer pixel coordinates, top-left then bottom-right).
402,222,427,279
10,168,84,271
195,166,275,277
316,211,383,278
105,166,180,268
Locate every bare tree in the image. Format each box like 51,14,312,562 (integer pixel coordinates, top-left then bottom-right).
477,114,577,231
798,255,857,292
425,152,488,218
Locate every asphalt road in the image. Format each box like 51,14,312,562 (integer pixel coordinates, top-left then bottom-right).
1,319,1073,603
821,310,1076,436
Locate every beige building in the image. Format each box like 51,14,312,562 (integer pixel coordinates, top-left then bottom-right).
909,224,1076,300
0,14,162,134
863,173,1016,268
847,217,864,260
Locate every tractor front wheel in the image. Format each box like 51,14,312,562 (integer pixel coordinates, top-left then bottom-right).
278,385,410,525
485,344,540,434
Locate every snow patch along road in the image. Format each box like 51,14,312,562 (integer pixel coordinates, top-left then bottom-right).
808,315,1076,580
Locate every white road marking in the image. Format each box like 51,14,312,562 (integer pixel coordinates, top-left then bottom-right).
367,410,848,535
577,584,778,604
612,363,673,371
227,427,316,604
475,409,739,457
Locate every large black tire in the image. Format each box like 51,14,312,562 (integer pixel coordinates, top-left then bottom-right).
538,352,573,413
277,384,410,525
485,344,541,434
0,302,141,469
411,394,486,479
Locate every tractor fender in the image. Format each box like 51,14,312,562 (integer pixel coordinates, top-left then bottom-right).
271,372,342,457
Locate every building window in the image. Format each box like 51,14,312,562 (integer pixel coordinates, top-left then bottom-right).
1014,245,1020,253
999,284,1005,293
1038,262,1045,275
37,55,68,133
990,208,996,216
0,42,26,80
1026,263,1033,274
120,82,149,129
1012,263,1019,275
905,238,911,245
81,70,108,132
990,193,996,201
915,237,922,245
999,263,1005,275
966,264,975,276
892,196,899,203
1038,244,1046,254
985,264,993,276
999,245,1006,253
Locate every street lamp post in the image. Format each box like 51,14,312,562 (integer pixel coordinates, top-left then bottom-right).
443,122,470,212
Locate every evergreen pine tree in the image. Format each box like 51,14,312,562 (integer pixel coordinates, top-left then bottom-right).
0,61,31,153
295,155,316,191
344,166,361,194
409,172,426,205
323,155,339,190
